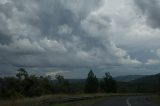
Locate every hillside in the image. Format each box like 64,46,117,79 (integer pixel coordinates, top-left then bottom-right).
130,73,160,85
67,75,147,83
114,75,146,82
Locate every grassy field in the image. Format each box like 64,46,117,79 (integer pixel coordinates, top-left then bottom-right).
151,95,160,103
0,93,139,106
0,94,108,106
51,98,105,106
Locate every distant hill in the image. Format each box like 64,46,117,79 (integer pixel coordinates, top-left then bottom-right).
114,75,146,82
130,73,160,85
67,73,160,85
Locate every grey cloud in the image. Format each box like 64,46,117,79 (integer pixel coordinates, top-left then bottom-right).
134,0,160,28
0,0,148,77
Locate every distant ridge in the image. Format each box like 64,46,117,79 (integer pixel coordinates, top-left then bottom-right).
130,73,160,85
114,75,146,82
67,73,160,84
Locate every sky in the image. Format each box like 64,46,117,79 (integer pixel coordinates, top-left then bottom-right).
0,0,160,78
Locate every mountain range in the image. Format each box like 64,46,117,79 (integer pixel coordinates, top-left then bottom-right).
67,73,160,85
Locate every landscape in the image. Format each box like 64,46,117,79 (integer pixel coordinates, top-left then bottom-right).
0,0,160,106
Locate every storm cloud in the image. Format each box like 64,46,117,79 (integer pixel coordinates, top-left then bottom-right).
134,0,160,28
0,0,160,78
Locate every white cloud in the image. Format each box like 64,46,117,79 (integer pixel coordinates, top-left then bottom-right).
146,59,160,65
39,37,67,53
110,42,142,65
46,70,69,77
58,24,72,35
80,0,142,66
156,48,160,57
145,48,160,65
0,38,44,54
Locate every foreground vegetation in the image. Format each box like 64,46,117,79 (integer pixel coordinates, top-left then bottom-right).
0,94,109,106
51,98,106,106
151,95,160,103
0,69,117,100
0,68,159,106
0,93,139,106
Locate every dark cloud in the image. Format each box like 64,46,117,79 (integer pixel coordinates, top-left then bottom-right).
2,0,160,78
134,0,160,28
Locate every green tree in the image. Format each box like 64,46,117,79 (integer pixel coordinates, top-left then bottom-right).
56,74,65,84
16,68,28,80
85,70,99,93
100,72,117,93
0,77,19,99
55,74,70,93
158,76,160,95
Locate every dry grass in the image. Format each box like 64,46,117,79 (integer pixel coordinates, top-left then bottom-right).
0,95,67,106
151,95,160,103
0,93,139,106
0,95,71,106
51,98,106,106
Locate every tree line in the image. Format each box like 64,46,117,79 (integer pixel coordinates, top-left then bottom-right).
0,68,117,99
85,70,117,93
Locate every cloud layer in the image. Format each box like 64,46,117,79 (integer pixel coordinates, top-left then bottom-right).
0,0,160,78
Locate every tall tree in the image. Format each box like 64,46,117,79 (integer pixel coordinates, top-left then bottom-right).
85,70,99,93
16,68,28,80
158,75,160,95
55,74,70,93
100,72,117,93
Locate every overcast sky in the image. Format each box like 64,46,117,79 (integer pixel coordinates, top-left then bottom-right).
0,0,160,78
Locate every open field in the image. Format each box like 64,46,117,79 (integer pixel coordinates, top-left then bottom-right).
51,98,106,106
52,95,160,106
0,93,139,106
151,95,160,103
0,94,108,106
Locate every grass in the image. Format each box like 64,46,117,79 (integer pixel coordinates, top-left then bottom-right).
51,98,105,106
151,95,160,103
0,93,140,106
0,93,108,106
0,95,72,106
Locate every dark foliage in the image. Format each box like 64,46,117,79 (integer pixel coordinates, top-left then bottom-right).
0,68,159,100
0,68,72,99
100,72,117,93
85,70,99,93
54,74,71,93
